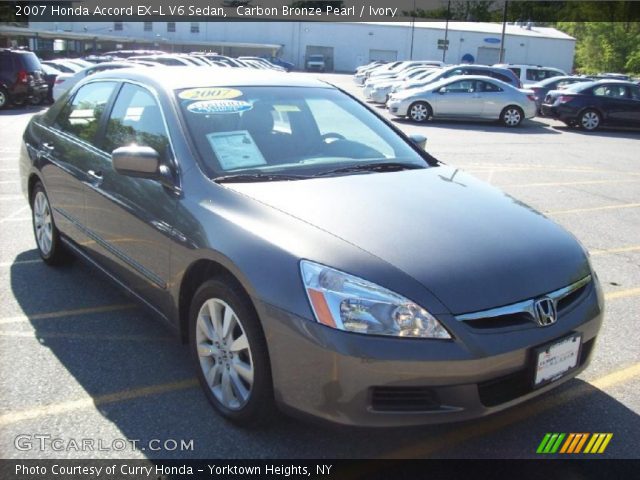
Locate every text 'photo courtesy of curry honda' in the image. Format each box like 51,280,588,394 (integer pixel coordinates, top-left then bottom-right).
20,66,604,427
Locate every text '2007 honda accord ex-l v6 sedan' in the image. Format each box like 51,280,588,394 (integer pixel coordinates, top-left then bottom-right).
19,67,603,427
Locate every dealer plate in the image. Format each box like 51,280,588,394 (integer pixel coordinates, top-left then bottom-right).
534,334,582,387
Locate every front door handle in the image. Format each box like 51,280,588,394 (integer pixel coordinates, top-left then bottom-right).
42,142,55,151
87,169,103,183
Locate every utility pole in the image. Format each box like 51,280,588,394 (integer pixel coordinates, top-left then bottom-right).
442,0,451,63
409,0,416,60
499,1,508,63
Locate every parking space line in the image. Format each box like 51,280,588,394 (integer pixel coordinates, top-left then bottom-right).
0,259,40,268
604,287,640,301
0,331,173,342
0,304,136,325
0,205,28,224
546,203,640,215
0,180,19,185
381,361,640,459
591,245,640,256
0,378,198,427
501,179,640,188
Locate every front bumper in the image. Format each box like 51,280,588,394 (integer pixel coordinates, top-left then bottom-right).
257,277,603,427
387,98,411,117
370,88,391,104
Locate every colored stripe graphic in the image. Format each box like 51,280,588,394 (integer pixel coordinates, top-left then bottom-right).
539,433,613,454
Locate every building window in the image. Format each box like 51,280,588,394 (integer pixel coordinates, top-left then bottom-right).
114,22,123,31
190,22,200,34
167,22,176,33
144,22,153,32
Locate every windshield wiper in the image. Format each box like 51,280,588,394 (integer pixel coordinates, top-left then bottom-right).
313,162,424,178
214,173,310,183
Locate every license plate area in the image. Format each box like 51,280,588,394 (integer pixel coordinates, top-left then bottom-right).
533,333,582,388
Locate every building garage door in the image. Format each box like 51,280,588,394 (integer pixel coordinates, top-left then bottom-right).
305,45,334,72
476,47,501,65
370,49,397,62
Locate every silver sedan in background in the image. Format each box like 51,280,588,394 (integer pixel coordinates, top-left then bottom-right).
387,75,537,127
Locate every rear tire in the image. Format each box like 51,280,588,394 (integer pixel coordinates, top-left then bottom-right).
408,101,431,123
579,109,601,131
501,106,524,127
189,278,275,426
31,183,70,265
0,87,9,109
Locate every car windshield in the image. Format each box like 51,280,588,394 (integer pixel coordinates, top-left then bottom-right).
177,86,428,179
309,55,324,61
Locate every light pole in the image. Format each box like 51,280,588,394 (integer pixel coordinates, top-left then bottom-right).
409,0,416,60
442,0,451,63
499,1,508,63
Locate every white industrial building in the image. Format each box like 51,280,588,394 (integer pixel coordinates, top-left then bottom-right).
11,21,575,72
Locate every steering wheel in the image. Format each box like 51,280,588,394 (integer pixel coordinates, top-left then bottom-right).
321,132,346,143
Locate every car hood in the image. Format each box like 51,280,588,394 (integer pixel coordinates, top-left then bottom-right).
225,166,589,314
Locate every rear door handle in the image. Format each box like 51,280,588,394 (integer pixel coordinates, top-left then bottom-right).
42,142,55,151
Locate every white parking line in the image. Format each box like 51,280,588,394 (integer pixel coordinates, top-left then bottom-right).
0,205,28,224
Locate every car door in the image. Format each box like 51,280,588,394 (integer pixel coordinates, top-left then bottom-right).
84,82,178,312
592,84,632,125
475,80,505,118
628,85,640,125
39,81,118,244
434,79,483,117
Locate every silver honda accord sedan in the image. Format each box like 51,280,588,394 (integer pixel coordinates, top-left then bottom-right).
20,67,603,426
388,75,537,126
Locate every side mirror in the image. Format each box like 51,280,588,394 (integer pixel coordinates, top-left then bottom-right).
438,87,446,94
409,134,427,150
112,145,160,178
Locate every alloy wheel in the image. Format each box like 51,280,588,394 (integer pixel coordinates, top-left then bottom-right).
410,103,429,122
33,191,53,256
195,298,254,410
0,90,6,108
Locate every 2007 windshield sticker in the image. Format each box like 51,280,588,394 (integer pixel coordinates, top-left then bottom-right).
187,100,253,115
178,88,243,101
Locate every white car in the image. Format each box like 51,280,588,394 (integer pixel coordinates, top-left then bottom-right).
42,59,84,75
52,61,150,100
387,75,537,127
494,64,566,87
364,68,437,103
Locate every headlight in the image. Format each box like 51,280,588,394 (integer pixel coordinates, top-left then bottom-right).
300,260,451,339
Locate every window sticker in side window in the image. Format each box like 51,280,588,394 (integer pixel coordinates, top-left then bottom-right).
206,130,267,171
187,100,252,115
179,88,243,101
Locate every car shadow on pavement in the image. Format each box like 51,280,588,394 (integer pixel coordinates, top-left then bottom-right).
7,253,640,459
391,117,561,134
551,125,640,139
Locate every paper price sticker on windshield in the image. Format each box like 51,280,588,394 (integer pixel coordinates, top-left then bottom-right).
179,88,243,101
187,100,253,115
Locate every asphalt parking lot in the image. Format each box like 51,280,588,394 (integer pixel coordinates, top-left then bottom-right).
0,72,638,460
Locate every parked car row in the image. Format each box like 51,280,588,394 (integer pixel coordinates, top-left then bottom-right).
1,49,293,108
354,60,640,130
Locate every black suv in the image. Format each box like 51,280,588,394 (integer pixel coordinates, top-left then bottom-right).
0,49,48,108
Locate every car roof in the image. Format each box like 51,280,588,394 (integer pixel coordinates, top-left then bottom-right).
88,66,330,91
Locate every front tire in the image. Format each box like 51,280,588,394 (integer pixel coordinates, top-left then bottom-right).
31,183,69,265
408,101,431,123
579,109,601,131
501,106,524,127
189,278,274,425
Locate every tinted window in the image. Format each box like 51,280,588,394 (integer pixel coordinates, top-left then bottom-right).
443,68,465,78
19,52,42,72
0,55,13,72
103,83,171,161
491,72,512,84
55,81,117,143
509,67,521,77
630,86,640,100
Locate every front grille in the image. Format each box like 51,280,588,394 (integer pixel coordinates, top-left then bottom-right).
370,386,440,412
478,338,595,407
458,276,592,330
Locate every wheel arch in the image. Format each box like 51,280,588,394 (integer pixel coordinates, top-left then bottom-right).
578,105,605,122
177,258,260,344
408,99,433,119
27,173,43,205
